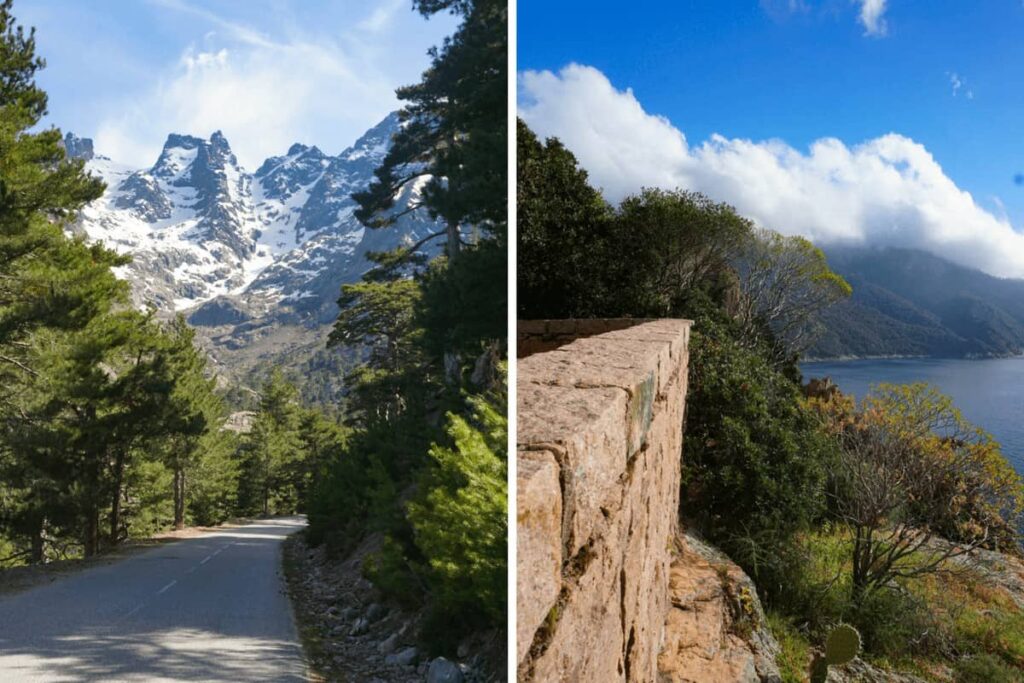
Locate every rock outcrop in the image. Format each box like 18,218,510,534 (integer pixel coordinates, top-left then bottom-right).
517,319,691,682
657,530,782,683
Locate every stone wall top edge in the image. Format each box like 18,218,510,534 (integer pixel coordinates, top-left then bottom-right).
517,319,691,448
519,320,690,378
517,318,692,333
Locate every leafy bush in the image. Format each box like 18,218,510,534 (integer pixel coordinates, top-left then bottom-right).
767,612,812,683
407,389,508,632
362,535,424,610
955,654,1020,683
683,308,837,584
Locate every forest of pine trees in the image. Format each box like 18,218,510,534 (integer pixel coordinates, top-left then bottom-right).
0,0,508,648
0,1,336,567
306,0,508,646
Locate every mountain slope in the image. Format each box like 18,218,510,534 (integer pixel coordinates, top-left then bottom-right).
810,246,1024,359
65,114,441,389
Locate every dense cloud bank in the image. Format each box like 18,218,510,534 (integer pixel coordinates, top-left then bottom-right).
519,64,1024,279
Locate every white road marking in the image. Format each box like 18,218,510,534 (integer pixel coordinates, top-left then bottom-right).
156,580,177,595
200,555,212,565
123,603,145,618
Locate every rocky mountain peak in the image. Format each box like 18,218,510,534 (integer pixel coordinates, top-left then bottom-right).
339,112,399,164
162,132,205,150
74,111,441,339
62,132,95,161
154,131,239,179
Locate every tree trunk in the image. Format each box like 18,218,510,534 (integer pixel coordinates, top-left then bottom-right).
445,219,460,262
443,351,461,385
84,444,101,558
109,449,127,546
173,467,186,530
441,218,463,385
30,516,44,564
85,506,99,558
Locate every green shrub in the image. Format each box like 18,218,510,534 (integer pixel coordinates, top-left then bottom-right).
407,390,508,631
362,535,424,610
757,527,852,627
683,309,837,586
955,654,1020,683
123,458,173,539
768,612,812,683
848,589,932,659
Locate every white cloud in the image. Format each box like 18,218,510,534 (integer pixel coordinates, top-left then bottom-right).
855,0,888,36
357,0,406,33
92,0,452,169
518,64,1024,279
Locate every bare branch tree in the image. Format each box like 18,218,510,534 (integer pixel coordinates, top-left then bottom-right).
734,229,851,363
828,384,1023,603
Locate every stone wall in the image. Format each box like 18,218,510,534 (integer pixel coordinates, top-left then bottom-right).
517,319,691,682
517,318,654,358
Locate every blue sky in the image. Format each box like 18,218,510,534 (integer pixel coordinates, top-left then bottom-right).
518,0,1024,278
19,0,456,168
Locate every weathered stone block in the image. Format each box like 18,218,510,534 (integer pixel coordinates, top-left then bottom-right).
531,536,623,682
517,319,691,683
517,381,631,557
516,449,563,666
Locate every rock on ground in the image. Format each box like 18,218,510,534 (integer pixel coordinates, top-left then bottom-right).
282,532,501,682
827,658,928,682
427,657,464,683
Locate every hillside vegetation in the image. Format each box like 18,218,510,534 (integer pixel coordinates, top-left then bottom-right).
302,0,509,658
519,119,1024,681
810,246,1024,359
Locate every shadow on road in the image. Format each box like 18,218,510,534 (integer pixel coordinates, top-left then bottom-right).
0,517,308,682
0,628,305,682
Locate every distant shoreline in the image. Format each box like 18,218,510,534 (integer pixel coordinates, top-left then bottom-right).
803,352,1024,363
802,354,928,363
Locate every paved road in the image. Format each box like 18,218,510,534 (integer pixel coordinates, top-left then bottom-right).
0,517,308,682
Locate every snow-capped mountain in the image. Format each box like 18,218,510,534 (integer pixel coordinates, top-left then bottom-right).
68,113,439,329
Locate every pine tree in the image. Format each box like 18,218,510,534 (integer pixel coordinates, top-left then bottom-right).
241,371,305,516
328,276,426,425
158,315,224,530
310,0,508,639
0,0,115,355
0,2,127,561
352,0,507,262
407,376,508,629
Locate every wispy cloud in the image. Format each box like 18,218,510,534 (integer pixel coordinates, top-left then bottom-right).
81,0,455,169
357,0,406,33
948,71,974,99
146,0,279,49
519,64,1024,279
759,0,810,20
855,0,888,36
761,0,889,35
